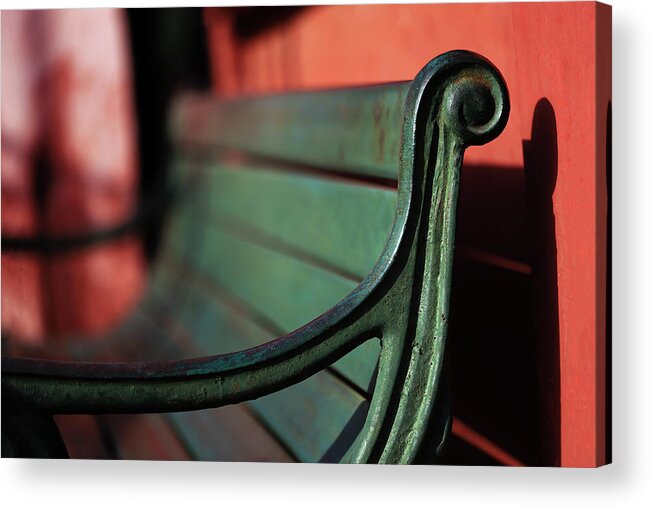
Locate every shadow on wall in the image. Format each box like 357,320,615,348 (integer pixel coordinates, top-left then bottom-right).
523,98,560,466
441,98,559,466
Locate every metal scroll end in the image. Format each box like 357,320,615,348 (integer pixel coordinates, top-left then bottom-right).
440,52,511,147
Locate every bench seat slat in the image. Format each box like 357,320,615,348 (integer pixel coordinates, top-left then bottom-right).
58,308,168,363
167,405,294,463
167,227,382,391
101,414,192,461
250,369,369,463
150,260,380,395
154,164,391,392
172,83,410,179
164,276,272,355
145,268,372,463
186,225,356,337
201,164,397,280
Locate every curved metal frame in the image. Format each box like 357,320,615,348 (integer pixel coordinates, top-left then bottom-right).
1,51,509,463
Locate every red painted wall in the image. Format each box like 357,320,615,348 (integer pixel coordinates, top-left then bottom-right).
2,11,47,342
204,2,610,467
1,10,144,340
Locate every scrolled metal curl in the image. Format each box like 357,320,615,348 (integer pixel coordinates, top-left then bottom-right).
438,57,510,146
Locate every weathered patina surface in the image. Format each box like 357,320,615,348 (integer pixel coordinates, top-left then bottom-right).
2,50,509,463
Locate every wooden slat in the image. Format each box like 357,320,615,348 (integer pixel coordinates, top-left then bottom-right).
167,405,294,463
170,278,272,355
330,338,380,394
171,83,410,178
449,418,525,467
128,147,391,461
124,307,188,361
170,160,529,277
154,259,380,394
190,225,356,335
144,266,372,463
54,415,113,459
22,301,172,364
250,369,369,463
174,227,381,390
101,414,191,461
202,165,396,280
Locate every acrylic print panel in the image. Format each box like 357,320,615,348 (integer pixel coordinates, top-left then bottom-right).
1,2,610,467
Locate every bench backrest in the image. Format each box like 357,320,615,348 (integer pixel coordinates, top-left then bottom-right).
150,86,409,462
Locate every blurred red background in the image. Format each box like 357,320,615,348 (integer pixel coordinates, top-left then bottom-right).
2,9,144,340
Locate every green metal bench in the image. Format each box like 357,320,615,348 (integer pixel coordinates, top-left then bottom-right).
1,50,509,463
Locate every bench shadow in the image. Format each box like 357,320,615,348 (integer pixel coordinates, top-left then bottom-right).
523,98,561,466
439,98,560,466
319,403,369,463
